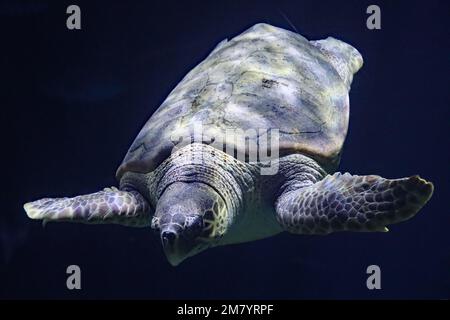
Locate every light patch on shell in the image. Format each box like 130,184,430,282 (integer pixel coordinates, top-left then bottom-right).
224,102,269,128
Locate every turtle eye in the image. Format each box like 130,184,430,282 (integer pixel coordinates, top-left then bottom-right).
184,215,204,238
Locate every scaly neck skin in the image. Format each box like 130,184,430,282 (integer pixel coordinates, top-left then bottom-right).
120,147,327,231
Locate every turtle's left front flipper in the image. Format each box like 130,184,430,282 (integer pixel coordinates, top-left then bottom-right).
275,173,433,234
24,188,152,227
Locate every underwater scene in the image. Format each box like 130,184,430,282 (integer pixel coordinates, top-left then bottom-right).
1,0,449,301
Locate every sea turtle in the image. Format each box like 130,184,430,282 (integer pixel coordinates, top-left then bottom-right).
24,23,433,266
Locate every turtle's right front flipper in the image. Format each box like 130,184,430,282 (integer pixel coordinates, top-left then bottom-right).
24,188,152,227
275,173,433,234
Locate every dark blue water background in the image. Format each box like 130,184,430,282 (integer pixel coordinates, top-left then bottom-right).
1,0,449,299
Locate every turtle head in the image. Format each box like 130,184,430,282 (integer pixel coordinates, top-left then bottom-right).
151,182,229,266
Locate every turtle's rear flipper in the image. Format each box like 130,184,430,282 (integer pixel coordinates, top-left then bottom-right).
24,188,152,227
275,173,433,234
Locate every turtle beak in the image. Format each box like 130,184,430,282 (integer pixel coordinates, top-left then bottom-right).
160,226,191,266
